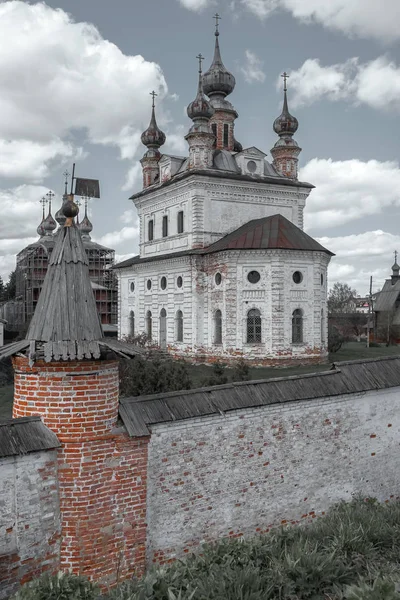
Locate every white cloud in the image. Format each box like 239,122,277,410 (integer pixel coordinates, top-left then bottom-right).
122,164,142,193
317,230,400,294
177,0,212,10
240,0,400,42
0,1,167,179
285,58,358,107
0,185,57,241
96,224,140,250
0,139,83,181
288,56,400,111
301,158,400,231
240,50,266,84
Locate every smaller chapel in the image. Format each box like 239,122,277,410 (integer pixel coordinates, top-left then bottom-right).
115,20,333,365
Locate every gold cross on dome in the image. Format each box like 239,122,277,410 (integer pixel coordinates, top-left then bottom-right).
281,71,289,92
150,90,157,108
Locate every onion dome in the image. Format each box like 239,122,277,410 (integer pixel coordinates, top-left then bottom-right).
79,200,93,240
141,92,166,150
392,251,399,276
187,54,214,121
203,20,235,98
273,72,298,137
37,197,46,237
55,197,67,227
42,191,57,236
37,222,46,237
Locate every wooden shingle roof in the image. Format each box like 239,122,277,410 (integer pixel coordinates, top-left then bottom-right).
119,355,400,436
0,416,60,458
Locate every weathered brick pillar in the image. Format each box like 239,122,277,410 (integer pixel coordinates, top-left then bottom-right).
13,356,149,586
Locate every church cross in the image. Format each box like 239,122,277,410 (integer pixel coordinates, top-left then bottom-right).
196,53,204,74
63,170,70,194
214,13,221,33
46,190,55,212
395,250,398,263
281,71,289,92
39,196,47,219
150,90,157,109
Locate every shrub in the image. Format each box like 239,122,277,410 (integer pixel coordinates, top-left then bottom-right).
231,358,250,382
200,361,228,387
119,352,191,397
13,572,99,600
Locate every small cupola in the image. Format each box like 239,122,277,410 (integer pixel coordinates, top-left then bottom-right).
140,92,166,189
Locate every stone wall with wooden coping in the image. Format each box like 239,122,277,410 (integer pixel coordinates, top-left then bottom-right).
0,451,60,600
12,356,149,589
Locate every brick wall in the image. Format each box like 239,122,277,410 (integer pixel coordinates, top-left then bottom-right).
0,451,60,599
146,387,400,563
12,357,149,588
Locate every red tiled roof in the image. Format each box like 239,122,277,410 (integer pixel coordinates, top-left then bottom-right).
204,214,333,255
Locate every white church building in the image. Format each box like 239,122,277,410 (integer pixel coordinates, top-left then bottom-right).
114,23,333,365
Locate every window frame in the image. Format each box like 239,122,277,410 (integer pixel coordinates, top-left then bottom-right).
246,308,262,344
129,310,135,337
292,308,304,344
148,219,154,241
175,309,183,342
162,215,168,238
146,310,152,341
223,123,229,148
214,309,222,345
177,211,184,234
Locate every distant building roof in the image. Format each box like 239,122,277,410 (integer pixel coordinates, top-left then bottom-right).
119,355,400,436
203,214,333,255
374,279,400,312
0,416,60,458
113,213,333,270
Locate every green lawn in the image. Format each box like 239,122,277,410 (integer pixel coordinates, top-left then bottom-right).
1,342,400,420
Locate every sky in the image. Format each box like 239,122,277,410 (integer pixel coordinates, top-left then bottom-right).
0,0,400,295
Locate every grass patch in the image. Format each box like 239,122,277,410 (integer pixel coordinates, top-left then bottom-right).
16,499,400,599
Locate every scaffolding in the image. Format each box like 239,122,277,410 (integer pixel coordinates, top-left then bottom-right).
13,236,117,333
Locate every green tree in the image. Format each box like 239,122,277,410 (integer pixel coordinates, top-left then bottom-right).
4,270,16,300
0,275,4,302
328,282,357,314
119,352,191,397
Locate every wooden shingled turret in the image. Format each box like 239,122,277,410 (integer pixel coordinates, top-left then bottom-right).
0,194,141,363
3,192,149,587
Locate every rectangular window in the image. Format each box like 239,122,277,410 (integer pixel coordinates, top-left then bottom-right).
162,215,168,237
223,123,229,148
177,211,184,234
211,123,217,148
148,219,154,241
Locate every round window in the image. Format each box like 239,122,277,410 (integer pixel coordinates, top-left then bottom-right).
146,279,152,290
293,271,303,284
247,160,257,173
247,270,261,284
320,273,324,286
177,276,183,288
215,272,222,285
160,276,167,290
130,281,135,293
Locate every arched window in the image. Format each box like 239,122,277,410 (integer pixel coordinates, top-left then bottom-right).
321,308,325,343
129,310,135,337
160,308,167,349
211,123,217,148
162,215,168,237
146,310,152,341
292,309,303,344
214,310,222,345
175,310,183,342
247,309,261,343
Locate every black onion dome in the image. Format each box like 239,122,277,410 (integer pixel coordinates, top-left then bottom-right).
42,211,57,235
203,32,235,98
273,89,298,136
141,106,166,149
187,71,214,121
233,137,243,153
